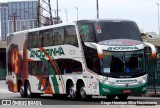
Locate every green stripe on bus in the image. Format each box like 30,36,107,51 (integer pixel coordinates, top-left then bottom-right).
40,58,59,94
52,57,65,89
99,82,147,95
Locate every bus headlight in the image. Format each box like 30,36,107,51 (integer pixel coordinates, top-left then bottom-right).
99,79,114,85
139,77,147,84
104,81,114,85
139,79,146,84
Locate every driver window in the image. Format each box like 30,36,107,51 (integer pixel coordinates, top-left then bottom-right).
78,23,96,42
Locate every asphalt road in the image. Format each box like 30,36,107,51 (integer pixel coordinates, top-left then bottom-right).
0,80,160,108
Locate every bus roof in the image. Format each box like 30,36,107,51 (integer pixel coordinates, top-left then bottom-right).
7,19,135,37
77,19,135,23
7,21,76,37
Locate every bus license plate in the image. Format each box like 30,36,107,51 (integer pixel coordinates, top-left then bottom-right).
123,90,131,93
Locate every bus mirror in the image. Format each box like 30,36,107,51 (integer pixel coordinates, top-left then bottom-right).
89,43,103,59
143,42,156,59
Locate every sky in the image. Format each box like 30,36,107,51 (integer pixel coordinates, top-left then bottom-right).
1,0,160,33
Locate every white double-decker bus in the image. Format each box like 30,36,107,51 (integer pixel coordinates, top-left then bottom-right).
7,19,156,100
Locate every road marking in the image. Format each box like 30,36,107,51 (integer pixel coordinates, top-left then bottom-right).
0,89,13,94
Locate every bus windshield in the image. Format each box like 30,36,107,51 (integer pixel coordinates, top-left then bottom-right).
78,20,145,77
95,21,142,42
102,50,145,77
77,21,142,42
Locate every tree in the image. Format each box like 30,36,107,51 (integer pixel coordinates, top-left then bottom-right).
141,33,147,39
141,33,146,36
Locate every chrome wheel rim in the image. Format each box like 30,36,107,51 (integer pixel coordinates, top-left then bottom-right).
27,85,31,96
69,87,74,97
20,86,24,96
80,87,85,98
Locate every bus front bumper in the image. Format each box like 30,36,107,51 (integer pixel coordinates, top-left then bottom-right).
99,82,147,96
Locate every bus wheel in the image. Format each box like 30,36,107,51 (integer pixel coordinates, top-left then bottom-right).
106,95,116,100
26,82,33,98
79,83,92,101
20,84,26,98
68,84,77,101
117,94,128,100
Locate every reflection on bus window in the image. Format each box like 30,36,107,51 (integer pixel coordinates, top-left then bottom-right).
102,50,145,74
53,27,64,45
39,30,52,47
110,56,124,72
29,62,38,75
83,45,100,74
78,23,96,42
28,25,78,48
55,59,83,74
64,25,78,46
29,32,38,48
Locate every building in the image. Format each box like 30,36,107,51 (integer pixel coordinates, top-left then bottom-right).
0,3,8,41
42,17,62,26
0,0,39,79
146,32,158,39
0,0,38,41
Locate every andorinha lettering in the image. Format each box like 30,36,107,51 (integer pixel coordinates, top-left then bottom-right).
30,47,65,58
107,46,139,51
116,79,137,82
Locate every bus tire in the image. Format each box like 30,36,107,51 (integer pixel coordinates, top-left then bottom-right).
117,94,128,100
68,83,77,101
79,83,92,101
106,95,116,100
26,82,34,98
20,84,26,98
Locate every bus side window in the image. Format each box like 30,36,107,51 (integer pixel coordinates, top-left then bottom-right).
28,33,31,48
43,30,51,46
29,32,38,48
64,25,78,47
39,30,52,47
83,45,100,74
48,29,53,46
39,31,44,47
50,35,55,46
52,27,64,45
29,61,38,75
78,23,96,42
55,59,83,74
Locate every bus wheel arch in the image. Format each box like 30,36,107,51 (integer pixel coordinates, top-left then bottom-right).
66,79,77,100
